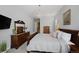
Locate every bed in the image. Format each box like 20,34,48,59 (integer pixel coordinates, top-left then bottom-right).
27,26,79,53
27,33,70,53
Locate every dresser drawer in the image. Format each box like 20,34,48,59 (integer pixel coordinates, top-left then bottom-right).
11,32,30,49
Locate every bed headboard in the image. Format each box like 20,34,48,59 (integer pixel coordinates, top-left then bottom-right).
43,26,50,34
60,29,79,46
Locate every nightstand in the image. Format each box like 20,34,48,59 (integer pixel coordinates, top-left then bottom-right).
70,45,79,53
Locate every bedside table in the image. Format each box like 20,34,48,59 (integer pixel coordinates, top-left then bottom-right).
70,45,79,53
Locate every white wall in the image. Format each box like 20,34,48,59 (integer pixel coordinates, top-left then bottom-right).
40,15,55,33
0,6,34,50
55,5,79,30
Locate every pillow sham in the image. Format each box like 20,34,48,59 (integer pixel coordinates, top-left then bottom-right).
61,31,71,43
57,31,62,39
50,32,57,38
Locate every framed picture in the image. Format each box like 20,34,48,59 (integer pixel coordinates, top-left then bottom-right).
63,9,71,25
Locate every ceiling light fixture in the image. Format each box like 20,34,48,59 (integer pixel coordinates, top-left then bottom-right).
38,5,40,7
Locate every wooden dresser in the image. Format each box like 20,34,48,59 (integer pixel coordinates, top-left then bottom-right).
11,32,30,49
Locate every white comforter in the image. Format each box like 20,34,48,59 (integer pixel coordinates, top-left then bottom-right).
27,33,70,53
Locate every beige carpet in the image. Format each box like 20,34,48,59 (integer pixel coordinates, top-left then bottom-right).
7,42,27,53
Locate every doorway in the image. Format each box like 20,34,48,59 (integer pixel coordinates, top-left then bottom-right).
34,18,40,33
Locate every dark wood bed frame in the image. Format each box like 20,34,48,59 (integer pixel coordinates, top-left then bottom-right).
59,29,79,46
27,27,79,53
27,32,38,46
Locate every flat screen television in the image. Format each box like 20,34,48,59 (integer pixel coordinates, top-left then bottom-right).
0,15,11,29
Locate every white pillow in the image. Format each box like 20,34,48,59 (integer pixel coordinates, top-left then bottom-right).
57,31,62,39
50,32,57,38
61,31,71,43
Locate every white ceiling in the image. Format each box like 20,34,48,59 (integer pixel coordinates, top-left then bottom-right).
0,5,63,17
19,5,63,17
